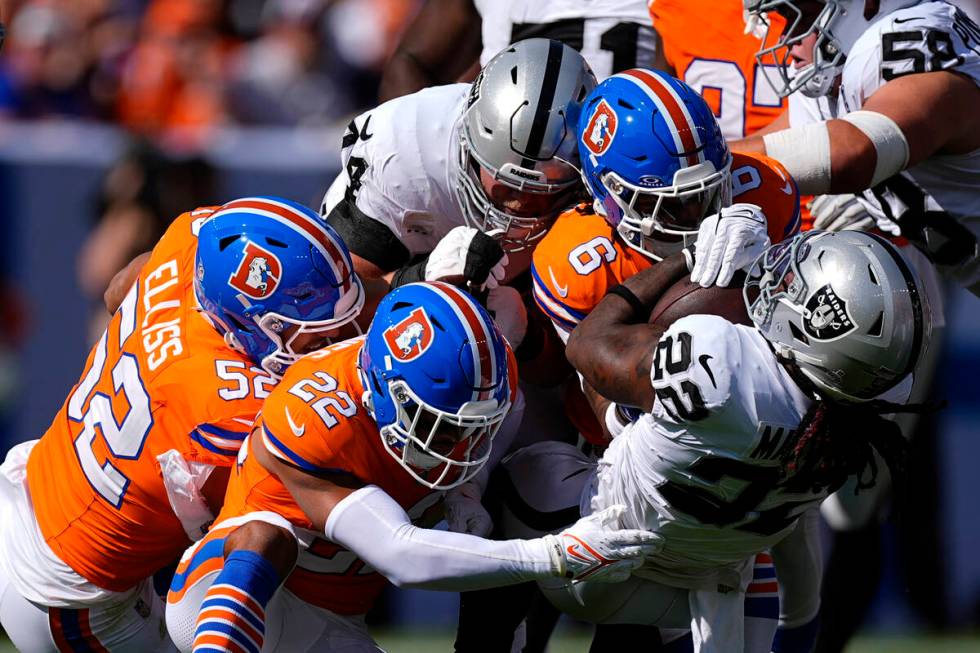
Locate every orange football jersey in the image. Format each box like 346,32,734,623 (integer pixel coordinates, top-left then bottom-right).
26,208,274,592
650,0,787,139
215,338,518,615
532,151,800,334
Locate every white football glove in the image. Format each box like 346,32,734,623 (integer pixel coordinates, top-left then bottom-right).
486,285,528,350
543,505,663,583
425,226,508,290
810,194,876,232
444,481,493,538
690,203,770,288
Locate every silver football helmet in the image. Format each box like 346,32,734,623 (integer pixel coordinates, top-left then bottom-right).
455,38,597,252
745,230,930,403
744,0,919,97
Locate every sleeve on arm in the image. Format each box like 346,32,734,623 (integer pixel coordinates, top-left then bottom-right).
325,198,411,273
258,392,349,475
189,420,251,460
530,260,588,337
325,485,555,591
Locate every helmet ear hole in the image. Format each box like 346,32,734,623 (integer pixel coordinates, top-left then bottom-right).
867,311,884,337
788,320,809,345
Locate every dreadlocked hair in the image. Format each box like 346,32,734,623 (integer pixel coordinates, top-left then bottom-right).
779,399,944,497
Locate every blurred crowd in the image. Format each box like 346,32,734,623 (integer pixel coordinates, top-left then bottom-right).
0,0,421,139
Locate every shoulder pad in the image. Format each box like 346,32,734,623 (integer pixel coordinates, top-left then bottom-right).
730,151,801,243
531,207,621,332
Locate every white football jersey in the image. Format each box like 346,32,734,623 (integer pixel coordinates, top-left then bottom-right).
321,83,469,259
590,314,823,590
790,2,980,292
473,0,657,79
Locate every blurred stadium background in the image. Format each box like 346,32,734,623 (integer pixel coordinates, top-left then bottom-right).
0,0,978,650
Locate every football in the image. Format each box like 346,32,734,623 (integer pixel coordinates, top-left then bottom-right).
648,272,752,328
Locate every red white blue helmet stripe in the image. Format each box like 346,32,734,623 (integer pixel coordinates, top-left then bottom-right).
614,68,705,167
217,197,353,293
426,281,499,402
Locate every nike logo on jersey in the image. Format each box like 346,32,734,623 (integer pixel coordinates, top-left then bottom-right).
699,354,717,389
549,267,569,298
285,406,306,437
894,16,923,23
341,114,374,148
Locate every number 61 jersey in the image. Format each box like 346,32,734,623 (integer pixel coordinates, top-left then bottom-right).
12,209,273,600
590,314,825,590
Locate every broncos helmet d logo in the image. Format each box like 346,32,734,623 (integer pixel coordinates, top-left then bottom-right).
228,241,283,299
384,307,434,362
583,99,618,156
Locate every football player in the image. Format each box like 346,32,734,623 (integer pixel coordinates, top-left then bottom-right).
0,197,363,651
738,0,980,296
528,67,802,652
164,282,660,653
532,68,799,412
322,38,595,295
379,0,659,101
650,0,788,140
539,230,929,653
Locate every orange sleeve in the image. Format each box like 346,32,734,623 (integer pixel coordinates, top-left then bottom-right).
258,350,363,475
531,207,621,333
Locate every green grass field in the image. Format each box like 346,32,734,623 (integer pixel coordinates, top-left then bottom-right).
3,631,978,651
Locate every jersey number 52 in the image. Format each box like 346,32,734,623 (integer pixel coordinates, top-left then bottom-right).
68,284,152,509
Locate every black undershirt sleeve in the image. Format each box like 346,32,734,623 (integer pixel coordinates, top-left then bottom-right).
325,198,411,273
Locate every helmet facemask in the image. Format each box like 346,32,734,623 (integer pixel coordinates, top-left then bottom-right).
603,158,732,261
209,276,366,379
454,122,580,253
374,379,510,490
255,290,364,377
748,0,846,98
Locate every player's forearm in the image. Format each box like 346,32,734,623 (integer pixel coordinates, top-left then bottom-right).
104,251,150,313
325,486,558,591
567,254,687,409
729,109,788,154
759,114,903,195
379,50,441,102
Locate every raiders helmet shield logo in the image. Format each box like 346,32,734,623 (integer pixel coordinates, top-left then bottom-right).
803,284,856,341
228,241,283,299
384,307,434,362
582,99,618,156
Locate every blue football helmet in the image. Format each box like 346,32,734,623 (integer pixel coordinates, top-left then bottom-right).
359,282,513,490
578,68,733,260
194,196,364,378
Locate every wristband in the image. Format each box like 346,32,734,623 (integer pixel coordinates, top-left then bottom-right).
606,284,651,323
